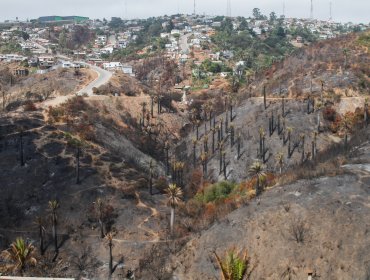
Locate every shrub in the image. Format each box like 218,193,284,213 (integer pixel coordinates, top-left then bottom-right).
323,106,337,122
23,100,37,111
196,181,238,203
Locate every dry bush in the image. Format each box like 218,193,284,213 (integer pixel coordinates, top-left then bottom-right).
186,169,203,197
23,100,37,111
289,217,308,243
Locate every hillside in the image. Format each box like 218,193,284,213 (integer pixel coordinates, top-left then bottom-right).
0,31,369,279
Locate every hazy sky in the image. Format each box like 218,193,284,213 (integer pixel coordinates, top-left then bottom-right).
0,0,369,23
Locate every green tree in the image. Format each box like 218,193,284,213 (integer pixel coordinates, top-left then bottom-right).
48,200,59,255
248,161,266,196
105,232,114,278
214,248,252,280
253,8,262,19
1,238,37,274
166,184,183,236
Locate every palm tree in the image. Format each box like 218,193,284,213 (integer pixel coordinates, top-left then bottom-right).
150,93,155,117
105,232,114,278
34,216,45,255
275,152,284,174
166,184,183,236
230,124,235,147
286,127,293,157
1,238,37,274
200,152,208,178
312,132,318,159
214,249,251,280
94,198,105,238
140,101,147,126
48,200,59,255
364,98,368,127
343,48,349,68
211,127,216,153
258,127,265,158
18,128,24,166
148,159,154,195
192,137,197,167
76,145,81,184
300,134,305,163
164,141,170,175
237,131,241,159
248,161,266,196
196,120,200,140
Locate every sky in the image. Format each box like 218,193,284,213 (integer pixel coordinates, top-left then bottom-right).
0,0,369,23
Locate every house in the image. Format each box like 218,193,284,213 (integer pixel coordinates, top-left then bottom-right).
122,65,133,75
100,46,114,54
103,62,123,72
28,57,39,67
38,55,54,68
13,68,29,76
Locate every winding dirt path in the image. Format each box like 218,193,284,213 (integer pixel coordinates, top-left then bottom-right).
135,191,160,242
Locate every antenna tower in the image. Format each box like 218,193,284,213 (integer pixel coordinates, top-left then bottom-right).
227,0,231,17
283,1,285,17
193,0,196,15
329,2,332,21
310,0,314,19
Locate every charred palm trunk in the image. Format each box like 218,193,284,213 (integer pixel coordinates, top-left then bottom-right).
237,134,241,159
230,126,234,148
225,113,228,133
212,130,215,153
149,170,153,195
19,130,24,166
219,148,223,175
108,240,113,278
39,224,44,255
52,213,58,255
288,132,291,158
223,152,227,179
76,147,80,184
193,144,197,168
301,137,305,163
263,85,267,110
165,147,169,175
150,96,154,117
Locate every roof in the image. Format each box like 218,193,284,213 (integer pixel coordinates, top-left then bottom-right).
38,16,89,23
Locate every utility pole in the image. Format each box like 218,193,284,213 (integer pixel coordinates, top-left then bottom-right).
310,0,314,20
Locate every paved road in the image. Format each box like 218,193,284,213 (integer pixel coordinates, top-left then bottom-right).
77,63,113,95
41,61,112,108
179,33,191,54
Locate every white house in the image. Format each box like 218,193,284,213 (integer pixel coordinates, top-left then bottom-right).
103,62,123,71
122,65,133,75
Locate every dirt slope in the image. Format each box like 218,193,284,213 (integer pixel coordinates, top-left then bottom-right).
173,130,370,279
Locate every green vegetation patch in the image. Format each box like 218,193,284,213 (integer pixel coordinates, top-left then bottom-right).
196,181,238,203
357,32,370,49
